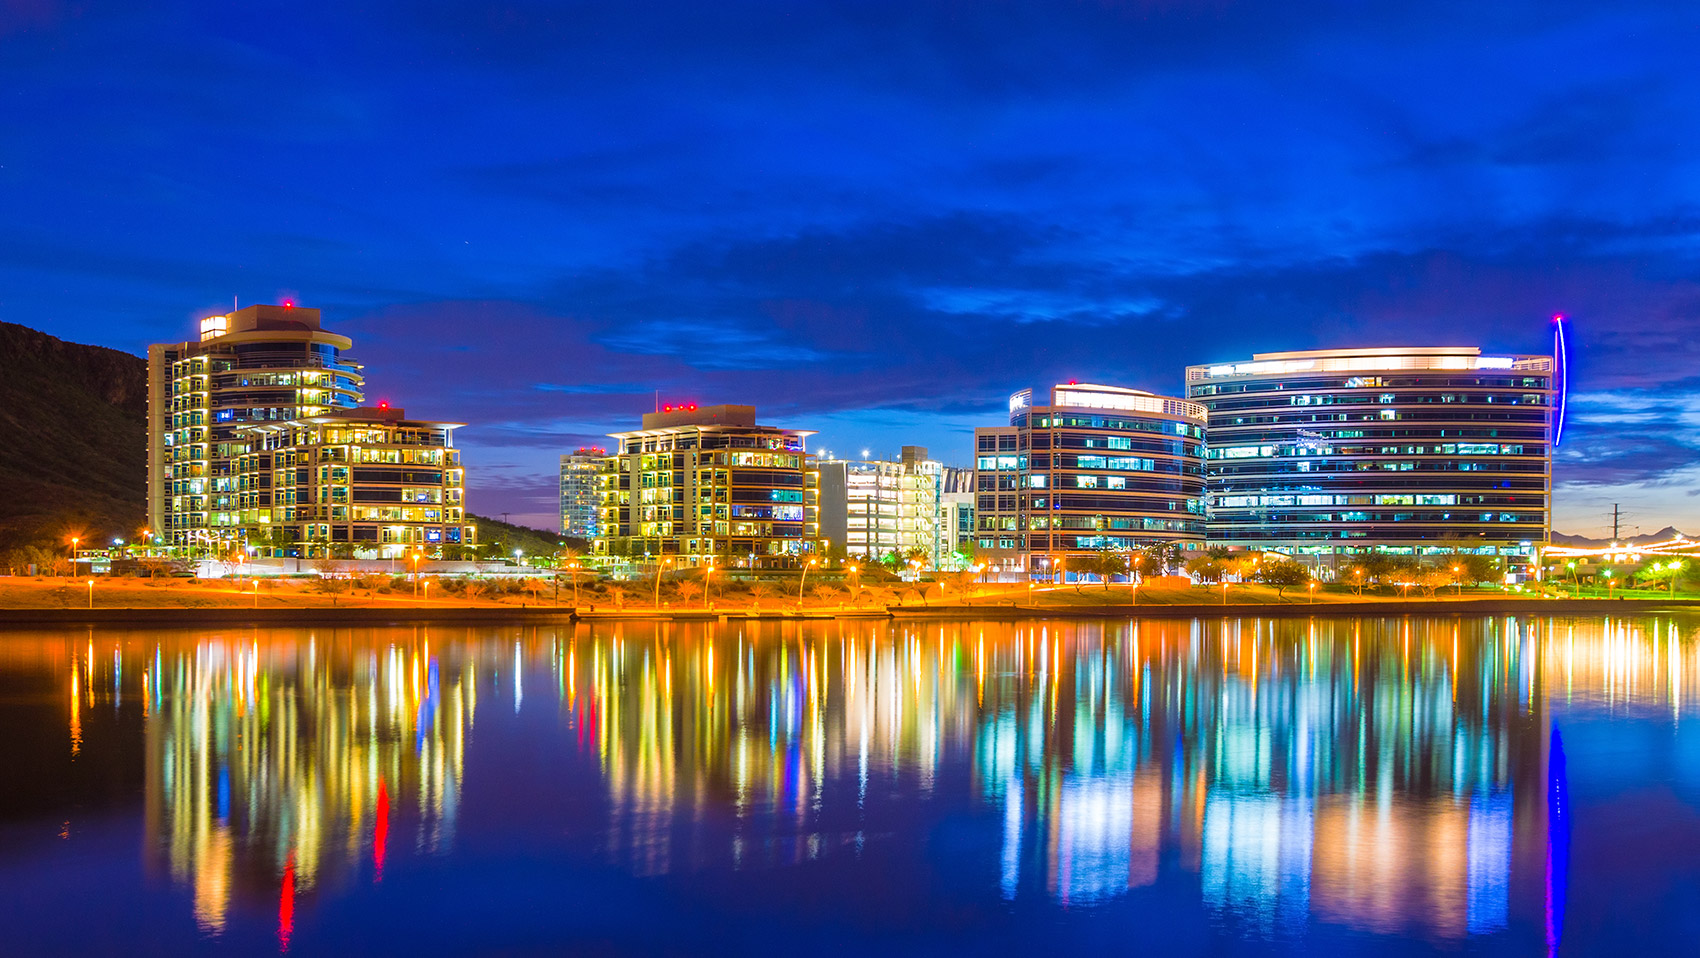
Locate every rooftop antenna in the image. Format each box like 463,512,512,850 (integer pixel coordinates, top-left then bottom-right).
234,296,238,311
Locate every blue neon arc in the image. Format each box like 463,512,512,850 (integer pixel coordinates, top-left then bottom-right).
1552,315,1569,447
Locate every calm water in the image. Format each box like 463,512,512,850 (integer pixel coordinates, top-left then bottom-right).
2,616,1698,956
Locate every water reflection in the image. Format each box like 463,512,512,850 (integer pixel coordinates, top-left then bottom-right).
26,615,1700,950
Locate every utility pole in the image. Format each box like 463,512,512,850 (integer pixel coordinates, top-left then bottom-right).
1613,503,1620,541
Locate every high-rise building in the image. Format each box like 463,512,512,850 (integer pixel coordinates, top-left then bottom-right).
1184,346,1554,574
559,447,606,540
818,445,943,565
147,304,363,550
594,404,818,568
234,406,474,558
974,383,1208,574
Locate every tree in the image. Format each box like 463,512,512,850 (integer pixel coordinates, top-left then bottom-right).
1096,550,1129,591
1453,553,1502,586
1253,560,1311,600
1414,566,1453,598
676,580,703,606
1142,542,1184,576
1185,555,1225,584
748,583,774,609
1063,554,1099,593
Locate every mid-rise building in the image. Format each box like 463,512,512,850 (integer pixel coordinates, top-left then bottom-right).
594,404,818,568
147,304,363,550
939,491,976,568
974,383,1208,574
818,446,943,565
1185,346,1554,574
559,447,606,540
234,406,474,558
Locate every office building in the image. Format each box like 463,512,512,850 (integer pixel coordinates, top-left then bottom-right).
1185,347,1554,574
940,491,976,567
594,404,817,568
559,447,606,540
234,405,473,558
818,446,943,565
974,383,1208,574
147,304,363,550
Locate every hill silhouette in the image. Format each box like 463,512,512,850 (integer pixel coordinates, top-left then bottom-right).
0,322,148,550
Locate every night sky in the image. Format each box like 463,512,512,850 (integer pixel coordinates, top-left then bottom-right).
5,2,1698,534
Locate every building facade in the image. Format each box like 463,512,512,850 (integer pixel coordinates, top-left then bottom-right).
234,406,473,558
939,491,976,568
594,405,818,568
559,447,606,540
147,305,363,551
1185,347,1554,574
974,383,1208,574
818,445,943,565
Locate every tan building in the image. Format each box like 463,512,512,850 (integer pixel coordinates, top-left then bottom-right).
147,304,363,552
234,406,474,558
594,404,817,568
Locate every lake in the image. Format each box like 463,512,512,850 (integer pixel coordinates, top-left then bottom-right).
1,615,1697,955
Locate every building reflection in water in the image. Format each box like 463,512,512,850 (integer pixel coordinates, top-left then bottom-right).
59,628,476,935
49,615,1700,945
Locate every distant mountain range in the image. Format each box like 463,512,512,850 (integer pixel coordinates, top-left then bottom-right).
1549,526,1695,548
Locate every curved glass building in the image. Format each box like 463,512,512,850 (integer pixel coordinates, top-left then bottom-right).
1184,347,1554,574
974,383,1207,574
148,305,364,549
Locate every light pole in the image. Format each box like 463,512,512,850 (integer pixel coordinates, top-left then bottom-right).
653,557,672,608
252,578,260,608
1221,580,1229,605
799,558,817,607
570,561,582,609
1308,582,1316,604
703,564,713,610
1671,561,1684,594
1453,565,1462,597
411,551,421,598
423,580,431,602
848,564,860,603
86,579,94,609
69,537,79,576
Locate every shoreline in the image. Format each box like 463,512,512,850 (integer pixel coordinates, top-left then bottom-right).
3,596,1699,628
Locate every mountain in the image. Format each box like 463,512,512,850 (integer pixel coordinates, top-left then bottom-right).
0,322,147,550
1550,526,1695,548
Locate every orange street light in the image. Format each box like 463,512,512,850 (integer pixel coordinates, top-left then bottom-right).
87,579,94,609
1308,581,1316,604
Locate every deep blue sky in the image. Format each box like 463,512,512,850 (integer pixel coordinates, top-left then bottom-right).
5,1,1699,534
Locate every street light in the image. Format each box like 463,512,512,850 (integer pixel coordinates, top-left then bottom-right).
1308,581,1317,604
799,557,817,606
252,578,260,609
653,556,673,608
1452,565,1462,597
69,536,79,575
703,564,714,609
86,579,94,609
